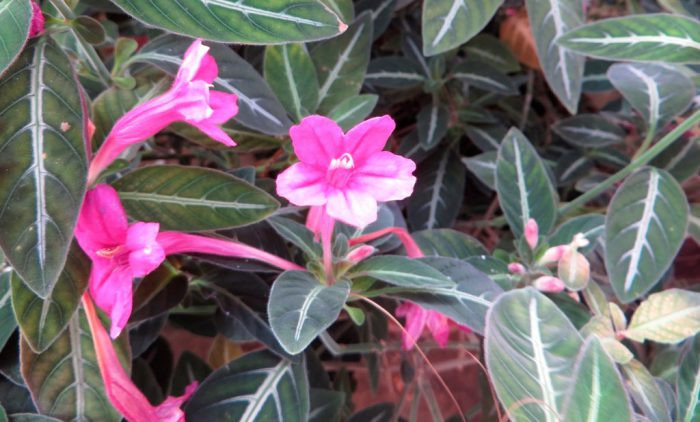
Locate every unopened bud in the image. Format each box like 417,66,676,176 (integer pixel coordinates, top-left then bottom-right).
537,245,568,266
533,276,566,293
346,245,376,263
524,219,539,250
557,249,590,291
571,233,590,249
508,262,526,275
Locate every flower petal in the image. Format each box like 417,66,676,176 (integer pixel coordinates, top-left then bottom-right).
275,163,328,206
194,52,218,84
289,115,344,168
126,222,165,277
344,115,395,164
425,310,450,347
325,188,378,228
88,262,133,339
350,151,416,202
205,91,239,124
396,302,428,350
75,185,128,256
175,39,209,84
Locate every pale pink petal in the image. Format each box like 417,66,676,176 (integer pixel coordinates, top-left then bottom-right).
350,151,416,202
204,91,239,124
175,81,214,121
344,115,395,164
524,218,539,250
175,39,209,84
125,222,165,277
396,302,428,350
325,188,378,228
275,163,328,207
75,185,128,255
425,310,450,347
289,115,344,168
88,263,133,339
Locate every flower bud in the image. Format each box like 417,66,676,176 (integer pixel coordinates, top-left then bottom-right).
524,219,538,250
508,262,526,275
346,245,376,264
537,245,568,266
29,1,44,38
557,249,590,291
533,276,566,293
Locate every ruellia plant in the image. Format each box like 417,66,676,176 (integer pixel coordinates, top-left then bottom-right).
0,0,699,420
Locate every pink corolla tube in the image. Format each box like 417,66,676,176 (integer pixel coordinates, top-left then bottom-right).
87,39,238,184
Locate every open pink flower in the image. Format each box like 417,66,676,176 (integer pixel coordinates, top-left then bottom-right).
88,39,238,184
83,294,197,422
28,1,44,37
276,115,416,228
396,301,451,349
75,184,303,338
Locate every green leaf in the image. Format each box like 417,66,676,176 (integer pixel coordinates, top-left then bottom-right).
326,94,378,132
267,216,321,259
365,57,425,89
11,244,88,353
549,214,604,254
20,310,122,421
309,388,344,422
356,0,396,40
421,0,503,56
0,37,88,298
268,271,349,355
552,114,626,148
605,167,688,303
465,125,506,152
0,272,16,352
134,35,292,135
407,147,465,230
0,0,32,77
319,0,353,23
677,333,700,422
313,12,373,113
91,87,139,147
109,0,346,44
113,165,279,231
582,60,614,92
169,351,212,396
561,337,633,422
7,414,61,422
557,14,700,63
462,151,496,190
264,43,319,122
495,128,557,237
623,289,700,344
416,101,449,149
621,360,672,422
462,34,521,73
185,350,309,421
348,255,453,288
451,61,517,94
485,288,583,422
526,0,585,113
608,63,694,134
412,229,487,258
651,137,700,183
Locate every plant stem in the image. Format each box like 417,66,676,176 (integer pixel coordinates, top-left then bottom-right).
559,109,700,215
633,122,657,159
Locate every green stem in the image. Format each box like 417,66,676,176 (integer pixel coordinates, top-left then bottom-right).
48,0,111,86
559,109,700,216
634,122,657,159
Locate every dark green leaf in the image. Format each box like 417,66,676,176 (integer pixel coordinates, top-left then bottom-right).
308,388,344,422
552,114,626,147
348,255,453,288
0,272,16,351
462,151,496,190
650,136,700,182
416,101,449,150
267,216,321,259
462,34,520,73
169,352,212,396
365,57,425,89
264,43,319,122
412,229,487,258
451,61,517,94
465,125,506,152
0,0,32,77
326,94,378,132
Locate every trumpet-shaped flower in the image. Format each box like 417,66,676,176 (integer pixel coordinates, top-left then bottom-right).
276,115,416,228
83,294,197,422
88,39,238,184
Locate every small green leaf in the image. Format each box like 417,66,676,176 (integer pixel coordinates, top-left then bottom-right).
549,214,604,254
268,271,349,355
677,333,700,422
623,289,700,344
412,229,487,258
496,128,557,237
348,255,453,288
465,125,506,152
462,151,497,190
421,0,503,56
110,0,346,44
185,350,309,421
462,34,520,73
365,57,425,89
557,14,700,63
451,61,517,94
326,94,378,132
651,137,700,183
91,87,139,147
417,101,449,149
267,216,321,259
264,43,319,122
621,360,672,422
113,165,279,231
605,167,688,303
552,114,626,148
72,16,106,45
0,0,32,76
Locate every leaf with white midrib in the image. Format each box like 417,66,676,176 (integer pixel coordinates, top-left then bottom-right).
621,360,672,422
623,289,700,344
0,0,32,77
0,37,87,298
678,334,700,422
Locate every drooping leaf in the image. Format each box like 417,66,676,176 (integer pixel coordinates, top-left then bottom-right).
0,37,88,297
623,289,700,344
133,35,292,135
412,229,487,258
313,12,373,113
185,350,309,421
326,94,378,132
462,151,497,189
421,0,504,56
268,271,349,355
677,333,700,422
621,360,672,422
407,147,465,230
263,43,319,122
11,244,88,353
526,0,586,113
0,0,32,76
451,61,517,94
20,309,123,421
113,165,279,231
605,167,688,303
557,14,700,63
495,128,557,237
552,114,626,148
364,57,425,89
607,63,694,134
485,288,583,421
348,255,453,288
0,273,16,352
416,101,449,149
561,337,633,422
109,0,346,44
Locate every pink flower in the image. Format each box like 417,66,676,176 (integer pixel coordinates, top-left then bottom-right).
28,1,44,37
533,276,566,293
348,226,424,258
397,302,457,350
276,115,416,228
524,218,539,250
82,294,197,422
87,39,238,184
75,184,303,338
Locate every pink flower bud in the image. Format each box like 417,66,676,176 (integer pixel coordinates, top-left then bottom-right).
537,245,568,266
557,249,590,291
524,219,538,250
346,245,376,263
533,276,566,293
508,262,526,275
28,1,44,38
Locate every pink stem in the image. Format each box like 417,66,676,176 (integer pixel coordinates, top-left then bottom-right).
157,232,304,271
319,212,335,283
348,227,424,258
